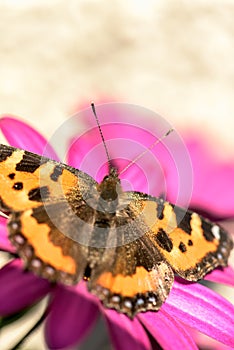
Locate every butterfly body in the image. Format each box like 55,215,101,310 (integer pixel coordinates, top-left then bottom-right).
0,144,233,317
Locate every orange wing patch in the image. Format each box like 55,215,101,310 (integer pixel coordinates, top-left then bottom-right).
90,262,174,317
7,206,87,284
16,209,76,274
96,267,158,297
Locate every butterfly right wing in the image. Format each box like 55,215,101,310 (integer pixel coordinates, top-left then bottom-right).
127,192,233,281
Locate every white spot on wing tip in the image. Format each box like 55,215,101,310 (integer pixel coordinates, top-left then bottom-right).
211,225,220,240
124,300,132,309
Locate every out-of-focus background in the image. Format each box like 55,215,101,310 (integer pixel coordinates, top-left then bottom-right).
0,0,234,151
0,1,233,349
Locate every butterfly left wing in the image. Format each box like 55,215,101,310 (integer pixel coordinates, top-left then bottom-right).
8,202,91,284
129,193,233,281
0,144,98,283
0,144,97,212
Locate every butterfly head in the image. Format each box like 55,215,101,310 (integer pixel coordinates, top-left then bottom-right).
98,167,121,201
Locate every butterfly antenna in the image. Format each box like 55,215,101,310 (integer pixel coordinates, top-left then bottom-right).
91,102,112,173
119,128,174,176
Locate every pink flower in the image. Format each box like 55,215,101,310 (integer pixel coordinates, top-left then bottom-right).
0,107,234,350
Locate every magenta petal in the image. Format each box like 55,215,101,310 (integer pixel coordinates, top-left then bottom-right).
67,135,160,190
67,104,193,208
189,327,234,350
74,103,234,215
0,116,59,160
204,266,234,287
45,284,99,350
0,259,51,316
139,309,198,350
104,309,152,350
0,216,15,253
164,281,234,347
67,124,187,201
219,219,234,233
185,137,234,217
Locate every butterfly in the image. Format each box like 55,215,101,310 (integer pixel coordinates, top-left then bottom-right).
0,143,233,317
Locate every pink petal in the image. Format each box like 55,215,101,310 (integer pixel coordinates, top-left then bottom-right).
74,280,102,303
219,219,234,233
190,328,233,350
104,309,152,350
204,266,234,287
0,216,15,253
45,284,99,349
0,259,51,316
139,309,198,350
74,103,234,215
0,116,59,160
185,137,234,217
68,104,193,208
164,280,234,347
67,129,165,194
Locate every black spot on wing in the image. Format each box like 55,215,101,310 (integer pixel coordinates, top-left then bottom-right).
201,219,215,242
13,182,23,190
179,241,187,252
172,206,192,235
0,145,14,162
15,152,47,173
50,165,63,182
155,228,173,252
28,186,50,202
188,239,193,246
8,173,15,179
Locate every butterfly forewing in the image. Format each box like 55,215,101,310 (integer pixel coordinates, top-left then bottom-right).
131,193,233,280
0,144,96,211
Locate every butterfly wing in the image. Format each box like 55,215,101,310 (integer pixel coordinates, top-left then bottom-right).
8,203,91,284
0,144,97,211
88,235,174,317
0,144,98,283
128,192,233,281
88,190,233,317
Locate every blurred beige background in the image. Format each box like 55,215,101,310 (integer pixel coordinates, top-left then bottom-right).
0,1,233,349
0,0,234,152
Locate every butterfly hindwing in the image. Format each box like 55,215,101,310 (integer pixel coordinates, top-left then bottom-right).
8,202,89,284
88,235,174,317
